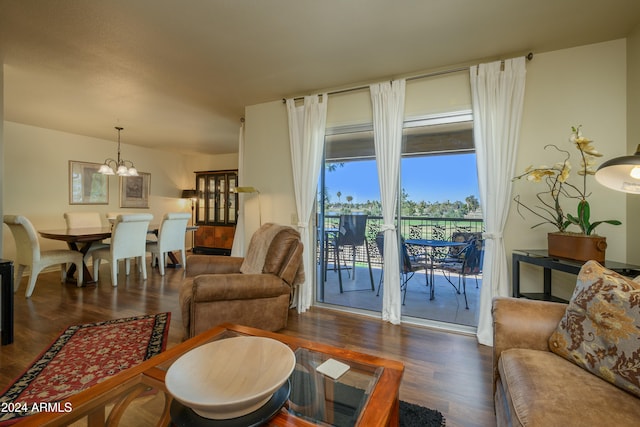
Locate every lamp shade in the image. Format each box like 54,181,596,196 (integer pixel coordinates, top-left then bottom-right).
595,144,640,194
98,164,115,175
181,189,198,199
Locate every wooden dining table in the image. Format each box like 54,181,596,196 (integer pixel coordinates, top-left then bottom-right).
39,226,112,284
38,225,197,284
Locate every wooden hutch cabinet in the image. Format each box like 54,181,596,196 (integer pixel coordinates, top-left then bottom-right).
193,170,238,255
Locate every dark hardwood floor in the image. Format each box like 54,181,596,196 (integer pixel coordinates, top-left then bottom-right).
0,260,495,427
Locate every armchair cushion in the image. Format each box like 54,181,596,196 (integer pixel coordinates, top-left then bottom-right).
548,260,640,398
190,274,290,301
240,223,305,286
263,227,305,286
179,273,291,338
240,223,285,274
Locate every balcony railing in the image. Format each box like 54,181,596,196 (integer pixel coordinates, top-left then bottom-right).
319,215,484,266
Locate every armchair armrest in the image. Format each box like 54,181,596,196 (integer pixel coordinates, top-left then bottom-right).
492,296,567,391
186,254,244,276
191,273,291,301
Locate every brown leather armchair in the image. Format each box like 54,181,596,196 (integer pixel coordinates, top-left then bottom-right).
179,223,304,340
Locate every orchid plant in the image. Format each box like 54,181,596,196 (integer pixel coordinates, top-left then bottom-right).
512,125,621,235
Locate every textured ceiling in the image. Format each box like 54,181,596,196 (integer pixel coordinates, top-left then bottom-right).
1,0,640,155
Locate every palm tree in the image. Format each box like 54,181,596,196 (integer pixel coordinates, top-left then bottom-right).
465,195,480,212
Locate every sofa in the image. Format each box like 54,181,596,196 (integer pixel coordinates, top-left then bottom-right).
492,260,640,426
179,223,304,340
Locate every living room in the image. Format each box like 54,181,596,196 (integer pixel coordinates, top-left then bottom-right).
2,2,640,426
3,40,638,303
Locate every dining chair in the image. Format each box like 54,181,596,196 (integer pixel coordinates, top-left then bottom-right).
64,211,103,228
428,224,449,260
3,215,84,297
146,212,191,275
106,212,134,223
442,231,483,263
331,214,374,293
374,232,426,305
441,238,484,309
63,212,110,261
92,213,153,287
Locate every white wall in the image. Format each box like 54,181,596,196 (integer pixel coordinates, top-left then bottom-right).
243,39,630,300
1,121,237,260
243,101,297,241
627,25,640,264
505,39,628,299
324,71,472,128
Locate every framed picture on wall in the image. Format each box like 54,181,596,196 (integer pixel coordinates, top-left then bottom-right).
120,172,151,208
69,160,109,205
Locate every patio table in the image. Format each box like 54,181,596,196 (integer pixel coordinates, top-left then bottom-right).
404,239,467,300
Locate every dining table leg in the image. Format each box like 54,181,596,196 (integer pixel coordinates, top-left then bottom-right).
66,242,98,284
165,252,182,268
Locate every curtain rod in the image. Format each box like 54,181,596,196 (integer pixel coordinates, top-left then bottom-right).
283,52,533,103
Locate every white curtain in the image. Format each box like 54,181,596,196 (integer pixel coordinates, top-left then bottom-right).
471,57,526,346
370,80,406,325
231,121,246,256
287,94,328,313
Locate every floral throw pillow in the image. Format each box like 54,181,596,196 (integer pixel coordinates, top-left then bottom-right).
549,260,640,398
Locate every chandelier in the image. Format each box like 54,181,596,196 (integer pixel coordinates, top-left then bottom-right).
98,126,138,176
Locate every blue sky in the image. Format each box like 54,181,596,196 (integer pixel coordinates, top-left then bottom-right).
323,153,480,204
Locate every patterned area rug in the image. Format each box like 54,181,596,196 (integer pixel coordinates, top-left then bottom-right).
0,312,171,425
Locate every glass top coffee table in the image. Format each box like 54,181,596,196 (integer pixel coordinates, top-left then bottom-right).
17,323,404,426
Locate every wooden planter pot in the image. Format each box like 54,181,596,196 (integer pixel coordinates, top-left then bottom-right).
547,232,607,263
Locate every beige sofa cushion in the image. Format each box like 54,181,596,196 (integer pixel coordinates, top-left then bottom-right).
548,260,640,398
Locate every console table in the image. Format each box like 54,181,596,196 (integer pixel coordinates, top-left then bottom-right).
1,259,14,345
512,249,640,303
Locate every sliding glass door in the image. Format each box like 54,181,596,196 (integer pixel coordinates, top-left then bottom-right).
316,112,483,328
317,126,382,312
399,114,482,327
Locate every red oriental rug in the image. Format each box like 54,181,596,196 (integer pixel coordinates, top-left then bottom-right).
0,312,170,425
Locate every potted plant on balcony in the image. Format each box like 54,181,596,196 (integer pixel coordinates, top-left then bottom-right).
512,125,621,262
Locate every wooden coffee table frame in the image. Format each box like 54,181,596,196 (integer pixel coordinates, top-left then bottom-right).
16,323,404,426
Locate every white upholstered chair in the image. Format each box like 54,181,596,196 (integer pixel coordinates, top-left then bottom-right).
106,212,120,222
63,211,110,260
146,212,191,275
92,213,153,287
3,214,84,297
64,211,103,228
106,212,135,223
